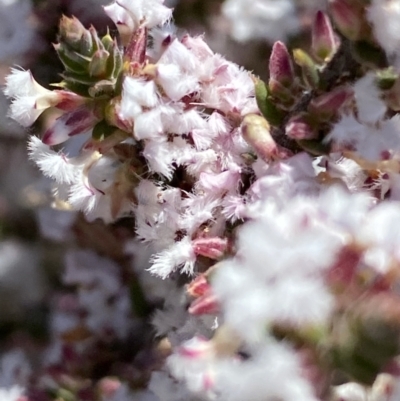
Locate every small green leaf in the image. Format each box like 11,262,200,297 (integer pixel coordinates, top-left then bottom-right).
293,49,319,88
254,79,284,126
92,119,117,140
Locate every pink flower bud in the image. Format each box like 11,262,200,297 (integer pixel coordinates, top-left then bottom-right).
53,90,87,111
42,106,101,145
312,11,339,62
268,41,296,103
285,114,317,140
308,86,353,121
181,34,214,59
329,0,363,41
192,237,229,260
269,41,295,95
187,275,212,298
189,291,219,315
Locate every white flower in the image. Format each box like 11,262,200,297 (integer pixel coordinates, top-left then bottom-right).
120,77,159,123
104,0,172,44
4,69,60,127
148,236,196,278
156,63,198,101
28,136,83,184
326,74,400,163
212,185,363,344
368,0,400,65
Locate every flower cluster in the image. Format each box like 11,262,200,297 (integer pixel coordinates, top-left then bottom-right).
6,0,400,401
5,0,257,279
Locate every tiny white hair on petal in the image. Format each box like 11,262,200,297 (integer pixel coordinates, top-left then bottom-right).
180,193,221,235
3,68,34,98
148,237,196,278
123,76,159,108
9,96,42,127
28,136,78,184
158,39,198,73
157,63,199,101
115,0,172,31
222,194,246,222
103,2,135,40
185,149,218,177
142,139,175,179
134,179,162,205
169,109,207,135
191,128,214,150
134,107,164,140
68,179,100,215
207,111,231,137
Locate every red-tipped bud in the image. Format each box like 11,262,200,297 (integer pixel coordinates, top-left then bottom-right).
308,86,353,120
42,106,101,146
285,114,317,140
329,0,363,41
192,237,228,260
312,11,339,62
53,90,87,111
186,263,220,299
188,291,219,315
187,275,212,298
269,41,295,96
